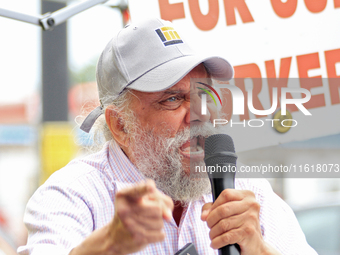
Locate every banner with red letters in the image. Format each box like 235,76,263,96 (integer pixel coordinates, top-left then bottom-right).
129,0,340,151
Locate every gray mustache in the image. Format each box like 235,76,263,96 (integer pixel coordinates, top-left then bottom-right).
165,122,219,151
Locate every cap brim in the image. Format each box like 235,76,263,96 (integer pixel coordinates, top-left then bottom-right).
127,55,234,92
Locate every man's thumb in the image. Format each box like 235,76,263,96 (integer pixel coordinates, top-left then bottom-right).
201,202,213,221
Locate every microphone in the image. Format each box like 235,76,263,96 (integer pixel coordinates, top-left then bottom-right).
204,134,241,255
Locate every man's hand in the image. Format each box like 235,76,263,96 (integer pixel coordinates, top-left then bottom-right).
201,189,280,255
109,179,174,254
70,180,174,255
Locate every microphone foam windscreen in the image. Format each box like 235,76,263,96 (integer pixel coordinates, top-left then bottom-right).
204,134,237,165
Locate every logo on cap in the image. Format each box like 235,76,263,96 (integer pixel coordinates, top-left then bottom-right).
155,26,183,46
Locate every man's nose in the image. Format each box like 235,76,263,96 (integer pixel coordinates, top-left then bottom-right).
188,95,211,124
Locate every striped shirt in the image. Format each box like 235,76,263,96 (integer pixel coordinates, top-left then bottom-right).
18,141,317,255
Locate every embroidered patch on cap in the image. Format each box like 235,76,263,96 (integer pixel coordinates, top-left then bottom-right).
155,26,183,46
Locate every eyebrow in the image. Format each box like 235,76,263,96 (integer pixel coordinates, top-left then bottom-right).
162,90,187,95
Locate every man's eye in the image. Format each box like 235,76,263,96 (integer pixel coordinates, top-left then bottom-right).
166,96,178,102
160,96,183,110
198,90,213,101
198,89,212,95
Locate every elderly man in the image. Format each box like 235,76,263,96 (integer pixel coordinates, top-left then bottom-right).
18,18,316,255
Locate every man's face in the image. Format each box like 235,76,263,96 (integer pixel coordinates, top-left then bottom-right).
127,64,218,164
120,64,220,204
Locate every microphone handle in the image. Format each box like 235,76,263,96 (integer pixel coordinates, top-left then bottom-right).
219,244,241,255
210,175,235,199
208,164,241,255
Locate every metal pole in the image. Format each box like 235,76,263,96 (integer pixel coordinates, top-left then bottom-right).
0,8,41,25
41,1,69,122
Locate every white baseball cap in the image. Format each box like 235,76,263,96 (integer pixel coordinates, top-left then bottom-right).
80,18,233,133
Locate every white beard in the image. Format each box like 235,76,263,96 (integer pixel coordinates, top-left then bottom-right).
124,113,220,205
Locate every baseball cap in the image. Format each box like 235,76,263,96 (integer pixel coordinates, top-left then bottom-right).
80,18,234,133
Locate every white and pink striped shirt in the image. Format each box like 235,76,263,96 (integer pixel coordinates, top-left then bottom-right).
18,141,316,255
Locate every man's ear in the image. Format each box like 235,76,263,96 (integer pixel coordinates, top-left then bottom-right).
105,105,129,147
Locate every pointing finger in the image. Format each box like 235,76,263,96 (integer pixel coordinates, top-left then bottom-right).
143,190,174,221
117,179,156,202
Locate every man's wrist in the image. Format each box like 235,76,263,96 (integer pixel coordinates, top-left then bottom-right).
104,219,127,255
68,223,124,255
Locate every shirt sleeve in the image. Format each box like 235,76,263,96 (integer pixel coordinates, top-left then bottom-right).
245,179,318,255
17,179,94,255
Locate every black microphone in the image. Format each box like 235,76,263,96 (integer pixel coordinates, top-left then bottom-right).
204,134,241,255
